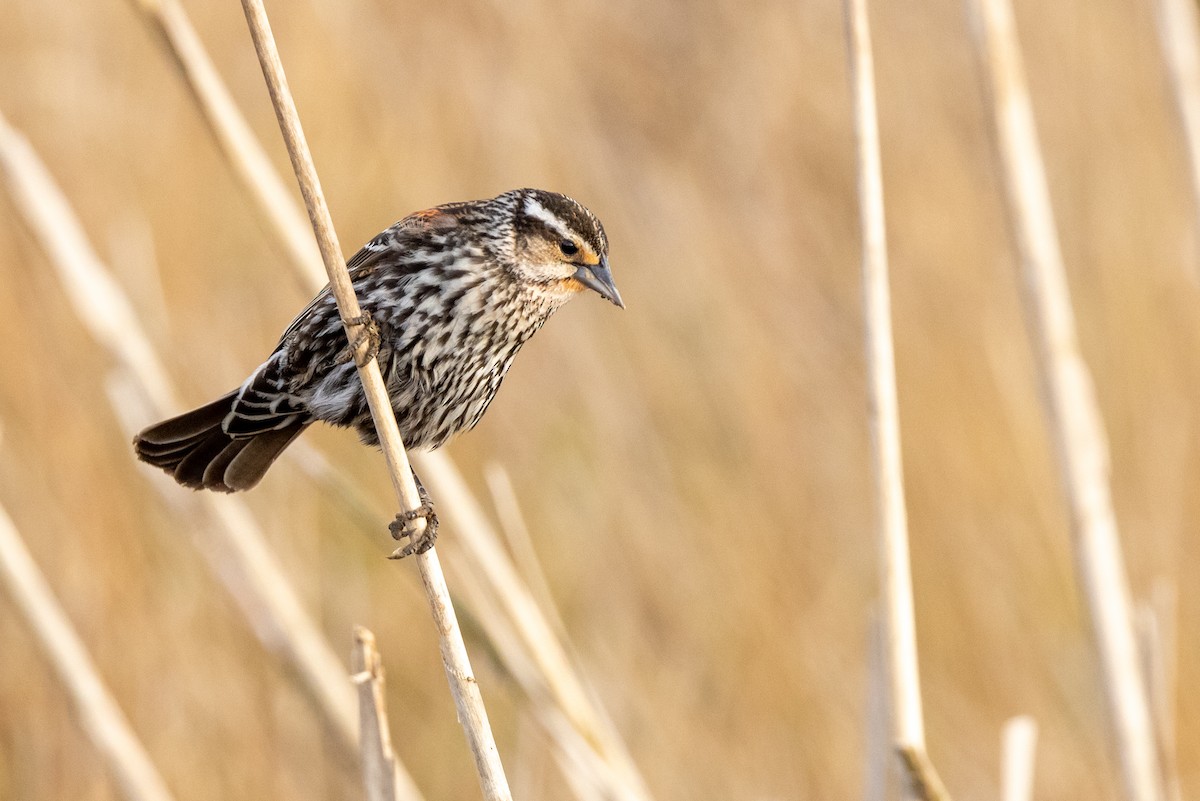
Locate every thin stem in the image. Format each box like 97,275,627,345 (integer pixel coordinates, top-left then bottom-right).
843,1,928,798
1137,586,1182,801
416,452,650,800
126,0,325,290
483,463,567,638
896,746,951,801
862,613,891,801
0,495,177,801
352,627,400,801
236,3,510,798
967,1,1162,799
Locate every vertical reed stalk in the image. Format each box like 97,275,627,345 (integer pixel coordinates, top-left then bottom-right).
127,0,325,287
1137,586,1182,801
352,627,400,801
862,615,892,801
968,1,1162,798
844,0,940,797
236,3,510,797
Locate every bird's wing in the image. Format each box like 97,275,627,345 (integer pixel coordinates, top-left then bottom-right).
278,208,462,346
223,354,311,437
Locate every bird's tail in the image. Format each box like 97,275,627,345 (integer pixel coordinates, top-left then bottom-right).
133,392,309,493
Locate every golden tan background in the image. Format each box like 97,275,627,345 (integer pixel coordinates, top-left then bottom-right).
1,0,1197,798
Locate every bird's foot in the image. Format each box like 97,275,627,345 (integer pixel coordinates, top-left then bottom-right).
388,502,439,559
341,313,381,368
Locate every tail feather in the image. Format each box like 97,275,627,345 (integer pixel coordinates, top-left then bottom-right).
137,393,236,446
224,426,307,491
133,391,310,492
173,430,237,490
201,438,253,491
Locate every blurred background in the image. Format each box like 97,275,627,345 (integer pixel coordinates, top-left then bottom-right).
1,0,1197,799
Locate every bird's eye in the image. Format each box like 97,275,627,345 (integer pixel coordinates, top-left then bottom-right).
559,240,579,257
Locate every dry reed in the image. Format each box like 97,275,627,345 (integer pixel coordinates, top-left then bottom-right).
126,0,324,288
352,626,401,801
236,1,510,797
1137,586,1182,801
414,452,651,801
968,0,1163,798
0,488,177,801
844,0,945,796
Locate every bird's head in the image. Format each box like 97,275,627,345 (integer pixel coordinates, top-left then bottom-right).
503,189,624,309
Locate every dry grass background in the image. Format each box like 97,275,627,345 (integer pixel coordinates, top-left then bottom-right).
0,0,1197,799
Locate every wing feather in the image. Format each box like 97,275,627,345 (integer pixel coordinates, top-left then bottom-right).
278,207,460,345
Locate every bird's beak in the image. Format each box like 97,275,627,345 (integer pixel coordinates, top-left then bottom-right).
573,258,625,309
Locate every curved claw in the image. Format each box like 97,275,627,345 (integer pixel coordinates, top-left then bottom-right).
342,313,381,368
388,502,439,559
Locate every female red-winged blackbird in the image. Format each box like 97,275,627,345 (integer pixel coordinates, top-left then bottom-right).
134,188,622,553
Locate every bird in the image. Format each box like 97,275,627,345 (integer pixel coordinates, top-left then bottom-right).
133,188,623,556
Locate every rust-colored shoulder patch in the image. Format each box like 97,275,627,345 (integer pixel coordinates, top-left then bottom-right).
401,207,460,231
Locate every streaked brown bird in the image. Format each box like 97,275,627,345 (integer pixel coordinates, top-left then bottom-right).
134,188,622,554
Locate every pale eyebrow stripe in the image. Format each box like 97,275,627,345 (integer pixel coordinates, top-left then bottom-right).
522,196,575,241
